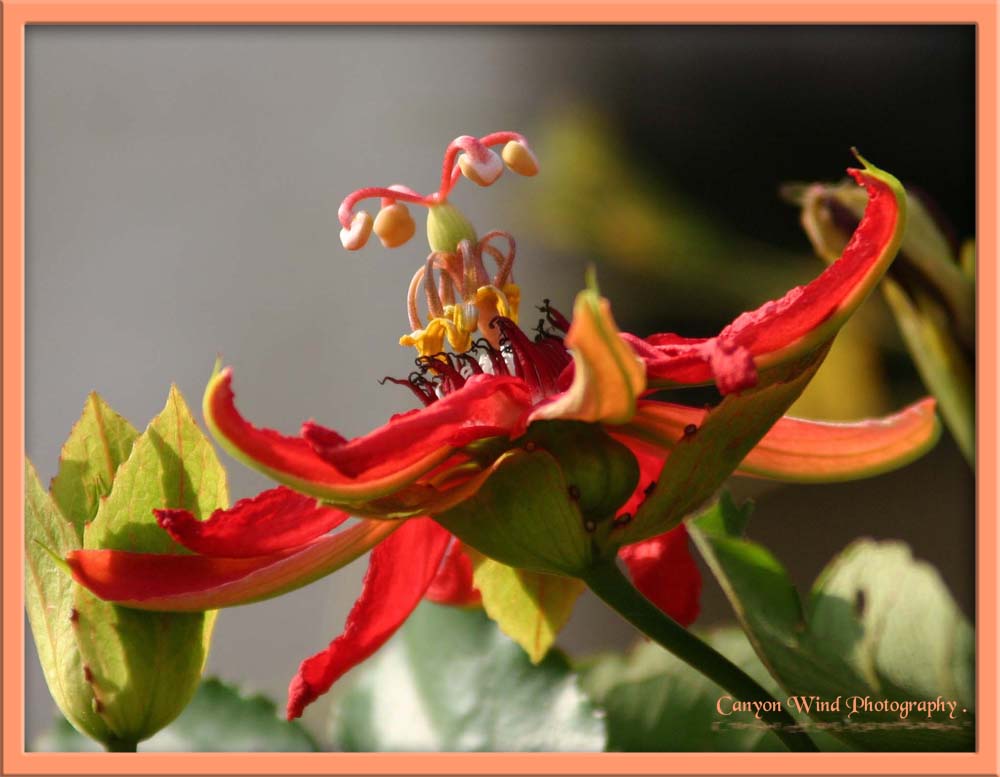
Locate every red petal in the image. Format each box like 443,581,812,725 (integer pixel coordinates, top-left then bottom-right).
204,367,529,507
619,526,701,626
639,164,904,394
286,517,451,719
154,486,349,557
425,540,481,607
67,519,398,611
302,373,533,478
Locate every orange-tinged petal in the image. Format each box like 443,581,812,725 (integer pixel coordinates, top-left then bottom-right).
737,397,940,482
529,284,645,425
616,396,940,484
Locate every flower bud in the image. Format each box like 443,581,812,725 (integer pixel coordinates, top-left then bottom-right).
426,202,478,253
502,140,539,176
339,211,374,251
458,149,504,187
25,389,224,750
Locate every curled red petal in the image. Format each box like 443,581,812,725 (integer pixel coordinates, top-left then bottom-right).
67,519,398,611
286,517,451,719
204,367,527,507
154,486,350,558
425,540,481,607
619,525,701,627
639,163,905,394
302,373,533,478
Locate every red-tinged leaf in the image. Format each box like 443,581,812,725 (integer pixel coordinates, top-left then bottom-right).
154,486,350,557
286,518,451,719
425,540,481,607
638,160,906,394
67,520,399,612
302,373,533,477
619,525,701,627
618,397,939,484
203,366,529,508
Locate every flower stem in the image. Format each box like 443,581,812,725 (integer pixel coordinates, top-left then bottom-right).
104,737,138,752
582,558,818,753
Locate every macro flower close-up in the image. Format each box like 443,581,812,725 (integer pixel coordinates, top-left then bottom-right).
67,132,939,727
21,24,979,759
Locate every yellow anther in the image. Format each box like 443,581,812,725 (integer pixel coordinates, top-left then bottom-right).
373,202,416,248
501,141,539,177
400,316,472,358
458,150,504,187
475,283,521,324
339,211,374,251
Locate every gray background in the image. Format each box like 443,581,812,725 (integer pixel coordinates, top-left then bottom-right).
25,26,975,746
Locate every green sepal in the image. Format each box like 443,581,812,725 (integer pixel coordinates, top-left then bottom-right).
25,460,114,745
620,345,828,546
437,422,638,576
49,392,138,541
426,203,477,253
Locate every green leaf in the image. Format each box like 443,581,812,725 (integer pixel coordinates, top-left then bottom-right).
580,628,787,751
86,384,228,553
75,386,228,743
689,496,975,751
471,553,584,664
33,678,319,752
24,460,113,744
49,393,139,541
329,602,606,752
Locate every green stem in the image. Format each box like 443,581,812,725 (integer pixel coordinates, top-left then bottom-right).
582,558,817,753
104,737,138,752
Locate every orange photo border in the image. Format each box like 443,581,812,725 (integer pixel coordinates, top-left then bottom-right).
3,3,996,775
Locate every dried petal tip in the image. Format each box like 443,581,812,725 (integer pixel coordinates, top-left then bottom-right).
373,203,416,248
458,149,504,187
502,140,539,177
340,211,374,251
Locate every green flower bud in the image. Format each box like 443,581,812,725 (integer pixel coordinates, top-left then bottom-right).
25,389,226,750
436,421,638,577
426,202,478,253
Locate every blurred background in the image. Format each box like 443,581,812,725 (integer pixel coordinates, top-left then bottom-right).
25,25,975,744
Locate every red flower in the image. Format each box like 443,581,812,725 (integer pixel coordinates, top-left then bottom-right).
68,134,939,720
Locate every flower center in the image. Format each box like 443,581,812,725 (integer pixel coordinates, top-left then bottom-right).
383,302,573,406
